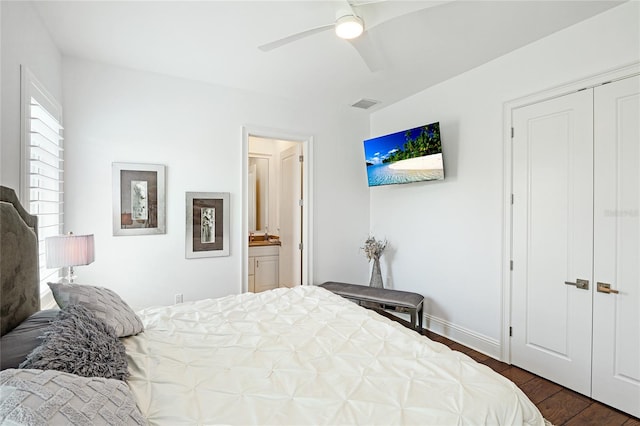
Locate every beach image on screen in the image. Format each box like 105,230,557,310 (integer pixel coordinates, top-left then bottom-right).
364,122,444,187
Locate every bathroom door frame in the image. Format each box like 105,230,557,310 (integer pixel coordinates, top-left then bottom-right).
241,125,313,293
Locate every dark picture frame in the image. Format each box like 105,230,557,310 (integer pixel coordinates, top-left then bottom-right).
186,192,230,258
112,163,166,236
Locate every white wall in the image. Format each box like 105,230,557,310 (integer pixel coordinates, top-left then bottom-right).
369,2,639,357
1,1,62,189
62,57,371,309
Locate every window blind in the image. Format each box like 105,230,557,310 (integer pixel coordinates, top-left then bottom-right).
21,67,64,297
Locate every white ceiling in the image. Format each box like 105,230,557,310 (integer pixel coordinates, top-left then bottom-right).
32,0,624,110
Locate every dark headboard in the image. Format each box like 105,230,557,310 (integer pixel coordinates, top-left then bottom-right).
1,186,40,336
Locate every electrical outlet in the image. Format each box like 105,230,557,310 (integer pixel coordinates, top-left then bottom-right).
174,293,183,304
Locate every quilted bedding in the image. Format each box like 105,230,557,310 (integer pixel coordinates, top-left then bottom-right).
124,286,545,425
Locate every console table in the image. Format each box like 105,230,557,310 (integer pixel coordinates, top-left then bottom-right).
319,281,424,330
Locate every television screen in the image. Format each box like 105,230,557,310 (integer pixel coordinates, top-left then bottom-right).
364,122,444,187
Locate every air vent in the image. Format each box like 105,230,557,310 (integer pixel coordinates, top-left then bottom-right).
351,98,379,109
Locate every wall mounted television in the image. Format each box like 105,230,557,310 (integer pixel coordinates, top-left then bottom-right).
364,122,444,187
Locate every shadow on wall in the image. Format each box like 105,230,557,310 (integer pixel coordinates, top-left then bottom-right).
424,298,449,332
440,120,459,182
381,244,396,290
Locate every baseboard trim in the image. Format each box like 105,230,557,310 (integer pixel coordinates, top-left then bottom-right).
424,313,502,360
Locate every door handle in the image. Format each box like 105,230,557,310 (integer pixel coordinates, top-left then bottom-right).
597,282,619,294
564,279,589,290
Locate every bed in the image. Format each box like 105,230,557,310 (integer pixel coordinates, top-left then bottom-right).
0,185,547,425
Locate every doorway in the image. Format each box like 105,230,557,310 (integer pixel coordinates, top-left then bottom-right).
242,126,312,293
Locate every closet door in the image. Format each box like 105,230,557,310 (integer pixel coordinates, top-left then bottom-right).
592,75,640,417
511,90,594,396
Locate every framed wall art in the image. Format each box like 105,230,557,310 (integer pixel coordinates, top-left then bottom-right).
186,192,230,258
112,162,166,236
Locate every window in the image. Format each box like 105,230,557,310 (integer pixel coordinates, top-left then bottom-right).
20,66,64,306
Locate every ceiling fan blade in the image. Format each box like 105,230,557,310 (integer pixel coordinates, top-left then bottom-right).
353,0,449,30
348,31,385,72
258,24,334,52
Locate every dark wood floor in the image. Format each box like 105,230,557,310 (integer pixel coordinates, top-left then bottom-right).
422,329,640,426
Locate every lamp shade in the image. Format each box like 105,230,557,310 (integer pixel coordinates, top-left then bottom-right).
46,234,95,268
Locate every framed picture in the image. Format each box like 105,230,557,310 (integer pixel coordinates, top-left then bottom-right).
186,192,230,258
112,163,166,236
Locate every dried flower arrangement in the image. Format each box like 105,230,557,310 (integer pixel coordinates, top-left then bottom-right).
361,236,387,261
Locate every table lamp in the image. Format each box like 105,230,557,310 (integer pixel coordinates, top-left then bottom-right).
45,233,95,283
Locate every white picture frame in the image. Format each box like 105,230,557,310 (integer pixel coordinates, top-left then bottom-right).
112,162,166,236
186,192,230,258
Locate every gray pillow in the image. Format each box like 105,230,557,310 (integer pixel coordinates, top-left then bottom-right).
19,305,129,381
0,368,146,425
0,310,58,370
48,282,143,337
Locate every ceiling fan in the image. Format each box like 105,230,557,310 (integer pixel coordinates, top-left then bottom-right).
257,0,388,72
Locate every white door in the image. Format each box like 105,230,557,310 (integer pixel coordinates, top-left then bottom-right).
592,76,640,417
279,144,302,288
511,89,594,395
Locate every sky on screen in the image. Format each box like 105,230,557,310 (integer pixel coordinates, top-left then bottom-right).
364,126,423,165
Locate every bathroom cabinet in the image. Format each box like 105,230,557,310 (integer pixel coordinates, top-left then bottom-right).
248,245,279,293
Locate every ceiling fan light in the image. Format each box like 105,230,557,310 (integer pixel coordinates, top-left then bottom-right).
335,15,364,40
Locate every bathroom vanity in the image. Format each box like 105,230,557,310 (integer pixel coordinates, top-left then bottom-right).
248,237,280,293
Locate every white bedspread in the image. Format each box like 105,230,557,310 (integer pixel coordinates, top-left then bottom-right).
124,286,544,425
